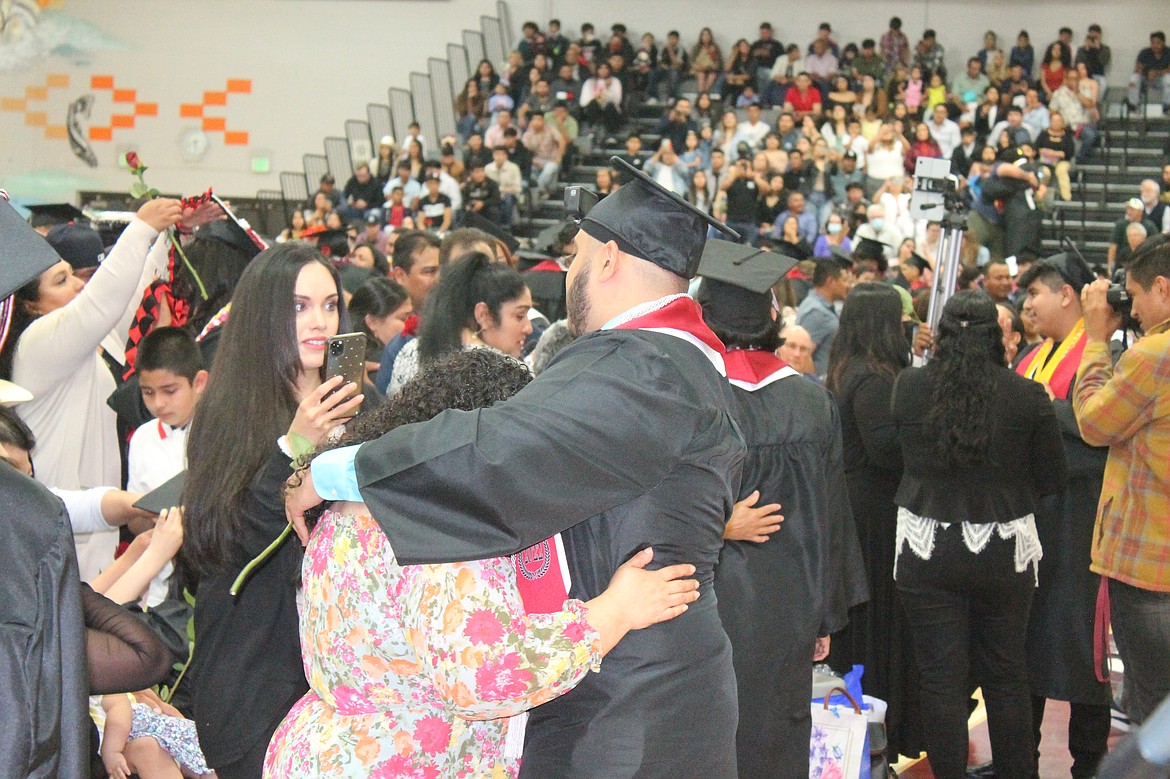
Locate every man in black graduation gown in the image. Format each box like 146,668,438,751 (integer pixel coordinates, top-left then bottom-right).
288,158,747,778
697,243,869,778
1016,253,1113,778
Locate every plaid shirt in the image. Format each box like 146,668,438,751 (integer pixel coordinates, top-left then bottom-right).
1073,319,1170,591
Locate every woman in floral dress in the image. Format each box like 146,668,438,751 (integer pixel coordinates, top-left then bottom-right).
265,349,700,777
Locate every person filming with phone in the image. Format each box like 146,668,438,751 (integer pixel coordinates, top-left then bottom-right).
180,243,367,778
1073,235,1170,729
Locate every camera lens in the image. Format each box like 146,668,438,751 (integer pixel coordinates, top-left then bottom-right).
330,340,343,355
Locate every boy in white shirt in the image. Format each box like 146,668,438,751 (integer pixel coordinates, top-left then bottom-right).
127,327,206,605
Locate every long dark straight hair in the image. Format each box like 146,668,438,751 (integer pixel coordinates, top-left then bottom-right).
925,290,1005,468
415,252,527,364
826,282,910,396
181,243,347,576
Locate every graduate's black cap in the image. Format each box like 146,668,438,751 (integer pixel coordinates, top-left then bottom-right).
200,195,268,259
577,156,739,279
339,264,378,295
197,218,262,259
1019,250,1094,293
311,229,350,259
458,210,521,254
696,241,798,333
133,470,185,514
853,235,888,262
698,240,799,294
45,222,105,269
905,252,931,272
1,196,62,300
828,245,856,267
25,202,87,228
532,220,578,257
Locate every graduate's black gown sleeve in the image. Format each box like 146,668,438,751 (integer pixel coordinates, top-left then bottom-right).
355,332,703,564
0,464,88,779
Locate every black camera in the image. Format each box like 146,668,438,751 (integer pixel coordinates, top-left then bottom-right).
1106,270,1132,316
564,185,598,224
329,339,345,356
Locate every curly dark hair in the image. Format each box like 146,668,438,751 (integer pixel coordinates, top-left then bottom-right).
925,290,1006,468
299,349,532,526
333,348,532,449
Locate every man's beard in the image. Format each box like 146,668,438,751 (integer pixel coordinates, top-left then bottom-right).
566,258,592,337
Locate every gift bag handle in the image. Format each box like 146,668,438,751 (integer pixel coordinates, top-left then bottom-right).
822,686,863,714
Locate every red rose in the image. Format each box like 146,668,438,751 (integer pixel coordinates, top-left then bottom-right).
125,151,141,171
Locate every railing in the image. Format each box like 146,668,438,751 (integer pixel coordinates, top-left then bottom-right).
259,6,515,235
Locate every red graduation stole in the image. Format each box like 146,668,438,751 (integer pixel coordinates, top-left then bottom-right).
613,295,728,374
511,297,726,613
1015,323,1087,400
527,259,565,273
512,534,572,614
723,349,799,392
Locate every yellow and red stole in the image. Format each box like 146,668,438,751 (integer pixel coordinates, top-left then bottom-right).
1015,318,1087,400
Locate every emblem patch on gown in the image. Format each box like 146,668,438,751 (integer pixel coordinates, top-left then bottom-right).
512,534,571,614
516,540,552,580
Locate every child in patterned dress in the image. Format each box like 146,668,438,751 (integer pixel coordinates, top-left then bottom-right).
98,692,215,778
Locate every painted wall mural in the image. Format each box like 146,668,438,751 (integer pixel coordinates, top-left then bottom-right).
1,2,253,169
0,1,125,72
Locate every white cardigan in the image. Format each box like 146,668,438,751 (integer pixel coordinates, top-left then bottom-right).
14,218,166,579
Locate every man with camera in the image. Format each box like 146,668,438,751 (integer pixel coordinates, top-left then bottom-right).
1074,237,1170,728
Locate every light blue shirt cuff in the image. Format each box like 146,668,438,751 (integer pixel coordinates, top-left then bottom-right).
310,444,363,502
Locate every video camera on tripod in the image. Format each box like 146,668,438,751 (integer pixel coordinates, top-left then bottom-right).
909,157,968,341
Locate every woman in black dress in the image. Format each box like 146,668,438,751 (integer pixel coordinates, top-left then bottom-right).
891,291,1066,779
181,244,365,778
825,282,924,761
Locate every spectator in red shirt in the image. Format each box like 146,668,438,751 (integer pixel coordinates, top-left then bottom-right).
783,72,823,120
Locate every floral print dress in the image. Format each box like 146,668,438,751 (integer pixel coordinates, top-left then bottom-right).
263,507,602,778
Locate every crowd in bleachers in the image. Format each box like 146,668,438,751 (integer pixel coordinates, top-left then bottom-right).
5,11,1170,779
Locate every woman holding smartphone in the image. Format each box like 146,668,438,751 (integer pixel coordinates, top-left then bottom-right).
181,243,363,778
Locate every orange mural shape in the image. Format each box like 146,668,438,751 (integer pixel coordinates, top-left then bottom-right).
181,78,254,148
1,72,73,142
84,76,164,142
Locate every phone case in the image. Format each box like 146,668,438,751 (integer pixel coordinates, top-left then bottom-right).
325,333,367,392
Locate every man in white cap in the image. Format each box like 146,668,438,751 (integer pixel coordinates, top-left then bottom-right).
1108,197,1160,272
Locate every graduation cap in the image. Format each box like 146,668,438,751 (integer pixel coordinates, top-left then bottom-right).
1,196,62,300
853,235,888,262
310,228,350,259
577,156,739,279
1019,250,1094,293
339,264,378,295
133,470,185,514
535,220,578,257
25,202,87,229
828,244,856,267
45,222,105,269
696,241,798,333
905,252,931,273
195,197,267,259
458,209,521,254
